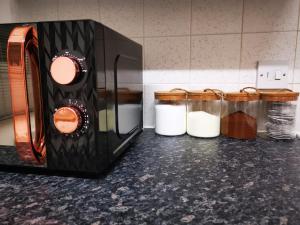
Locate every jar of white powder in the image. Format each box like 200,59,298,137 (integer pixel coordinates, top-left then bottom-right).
187,89,222,138
99,89,142,135
154,89,187,136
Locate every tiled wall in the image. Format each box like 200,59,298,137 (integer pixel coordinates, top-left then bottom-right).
2,0,300,132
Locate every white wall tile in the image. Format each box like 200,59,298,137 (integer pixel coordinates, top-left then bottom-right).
0,0,13,23
239,83,256,90
58,0,100,21
190,34,241,84
144,36,190,84
144,36,190,69
131,37,143,46
99,0,143,37
191,0,243,35
143,84,189,128
144,0,191,37
11,0,58,22
189,83,240,92
240,32,297,84
143,70,190,84
288,83,295,90
5,0,300,128
243,0,299,32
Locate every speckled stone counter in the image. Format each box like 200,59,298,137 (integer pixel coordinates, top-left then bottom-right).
0,129,299,225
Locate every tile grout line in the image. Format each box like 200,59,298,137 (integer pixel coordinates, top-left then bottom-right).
142,0,146,127
139,30,298,39
189,0,193,85
238,0,245,85
143,82,243,85
142,0,145,68
56,0,60,20
242,30,298,34
98,0,101,22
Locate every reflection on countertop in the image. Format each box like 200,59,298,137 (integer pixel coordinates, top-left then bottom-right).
0,129,299,225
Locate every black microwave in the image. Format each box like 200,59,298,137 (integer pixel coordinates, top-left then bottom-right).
0,19,143,176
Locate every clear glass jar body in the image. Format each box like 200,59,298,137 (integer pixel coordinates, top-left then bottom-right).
221,100,258,139
187,99,221,137
155,100,186,136
264,100,297,139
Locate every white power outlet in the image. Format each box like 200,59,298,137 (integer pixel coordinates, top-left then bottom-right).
256,61,289,89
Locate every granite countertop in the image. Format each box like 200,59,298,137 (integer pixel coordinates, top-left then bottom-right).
0,129,299,225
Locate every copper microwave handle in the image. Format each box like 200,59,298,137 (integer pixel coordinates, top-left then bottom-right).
7,26,46,164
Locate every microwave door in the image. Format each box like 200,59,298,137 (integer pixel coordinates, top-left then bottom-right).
7,25,46,164
0,25,47,166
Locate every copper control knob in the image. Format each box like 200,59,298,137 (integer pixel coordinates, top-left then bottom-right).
50,56,80,84
53,107,82,134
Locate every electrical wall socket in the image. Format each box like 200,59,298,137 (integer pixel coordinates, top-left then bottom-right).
256,60,289,89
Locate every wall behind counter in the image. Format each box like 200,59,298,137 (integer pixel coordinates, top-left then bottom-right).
1,0,300,134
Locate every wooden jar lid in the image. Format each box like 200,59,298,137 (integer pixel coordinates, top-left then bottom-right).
97,88,107,98
97,88,142,103
259,89,299,102
118,89,142,103
224,87,259,102
224,92,259,101
187,90,222,101
154,90,187,101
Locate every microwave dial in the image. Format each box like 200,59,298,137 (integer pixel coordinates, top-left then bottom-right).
50,51,87,85
53,99,89,137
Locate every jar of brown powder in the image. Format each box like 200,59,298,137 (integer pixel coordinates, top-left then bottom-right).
221,88,259,140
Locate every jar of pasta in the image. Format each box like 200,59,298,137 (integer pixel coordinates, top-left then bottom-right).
260,89,299,139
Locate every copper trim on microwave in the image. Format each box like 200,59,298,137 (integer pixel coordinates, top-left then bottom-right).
50,56,80,85
53,106,81,134
7,26,46,164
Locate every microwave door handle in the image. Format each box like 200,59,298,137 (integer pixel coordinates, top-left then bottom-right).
114,55,121,138
27,39,45,154
7,26,46,164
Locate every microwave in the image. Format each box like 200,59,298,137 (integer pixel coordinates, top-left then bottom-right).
0,20,143,176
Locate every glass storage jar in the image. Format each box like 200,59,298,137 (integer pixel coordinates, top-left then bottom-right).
187,89,222,138
98,89,142,134
260,89,299,139
154,90,187,136
116,89,143,134
221,88,259,140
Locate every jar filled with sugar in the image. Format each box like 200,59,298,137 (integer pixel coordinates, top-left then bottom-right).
221,88,259,140
187,89,222,138
260,89,299,139
154,89,187,136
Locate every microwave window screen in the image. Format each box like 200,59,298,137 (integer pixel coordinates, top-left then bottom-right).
0,25,36,147
0,26,15,146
